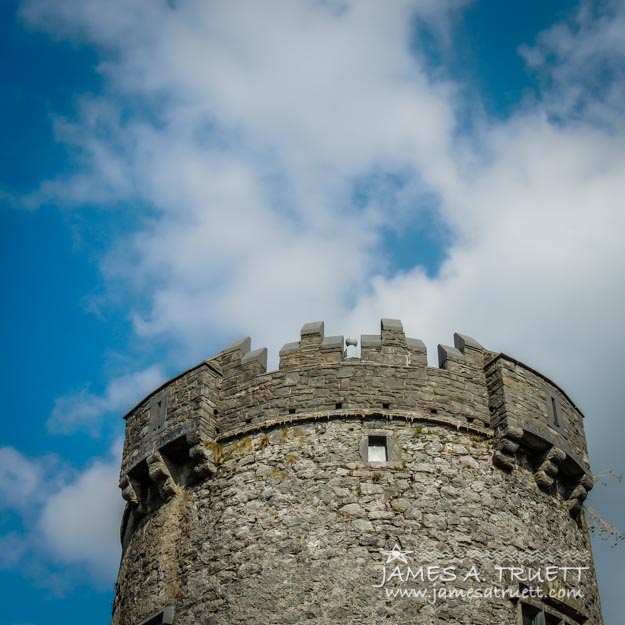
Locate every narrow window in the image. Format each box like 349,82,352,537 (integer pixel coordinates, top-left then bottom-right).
149,390,169,434
157,397,167,429
335,402,343,409
546,389,562,430
551,396,559,427
288,408,296,415
382,402,390,410
368,435,388,462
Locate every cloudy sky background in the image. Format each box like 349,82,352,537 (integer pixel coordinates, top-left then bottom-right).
1,0,624,623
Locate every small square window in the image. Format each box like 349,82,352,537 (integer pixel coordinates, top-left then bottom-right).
368,436,388,462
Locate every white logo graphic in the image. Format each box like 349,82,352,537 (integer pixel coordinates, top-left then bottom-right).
383,544,413,564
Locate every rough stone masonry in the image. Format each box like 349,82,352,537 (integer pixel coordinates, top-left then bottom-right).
111,319,604,625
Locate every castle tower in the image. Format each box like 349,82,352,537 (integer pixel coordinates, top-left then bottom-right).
112,320,603,625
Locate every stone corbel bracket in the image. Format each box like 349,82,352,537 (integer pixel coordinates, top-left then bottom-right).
147,451,178,501
186,431,217,480
119,474,140,507
535,446,567,491
119,474,143,512
567,474,594,516
492,426,524,472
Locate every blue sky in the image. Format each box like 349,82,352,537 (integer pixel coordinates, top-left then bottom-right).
1,1,625,624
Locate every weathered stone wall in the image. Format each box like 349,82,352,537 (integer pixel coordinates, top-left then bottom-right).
113,421,602,625
113,320,603,625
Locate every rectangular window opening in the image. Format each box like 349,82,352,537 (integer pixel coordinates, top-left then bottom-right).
368,435,388,462
382,402,390,410
520,599,584,625
137,605,175,625
149,391,169,434
335,402,343,410
522,604,544,625
551,396,560,427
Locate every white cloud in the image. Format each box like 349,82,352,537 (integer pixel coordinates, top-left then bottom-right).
20,0,466,363
0,440,123,588
0,447,53,512
48,365,165,434
347,113,625,361
38,454,123,578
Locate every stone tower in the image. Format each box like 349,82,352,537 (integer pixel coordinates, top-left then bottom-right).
112,319,603,625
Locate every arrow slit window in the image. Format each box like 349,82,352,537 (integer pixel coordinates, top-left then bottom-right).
149,390,169,435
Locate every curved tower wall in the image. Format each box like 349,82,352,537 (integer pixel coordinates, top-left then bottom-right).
112,319,603,625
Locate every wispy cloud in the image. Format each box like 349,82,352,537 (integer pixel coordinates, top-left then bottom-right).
0,447,61,512
520,0,625,125
48,365,165,435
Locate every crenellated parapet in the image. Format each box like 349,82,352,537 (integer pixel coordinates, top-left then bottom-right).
117,318,594,550
210,319,495,432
